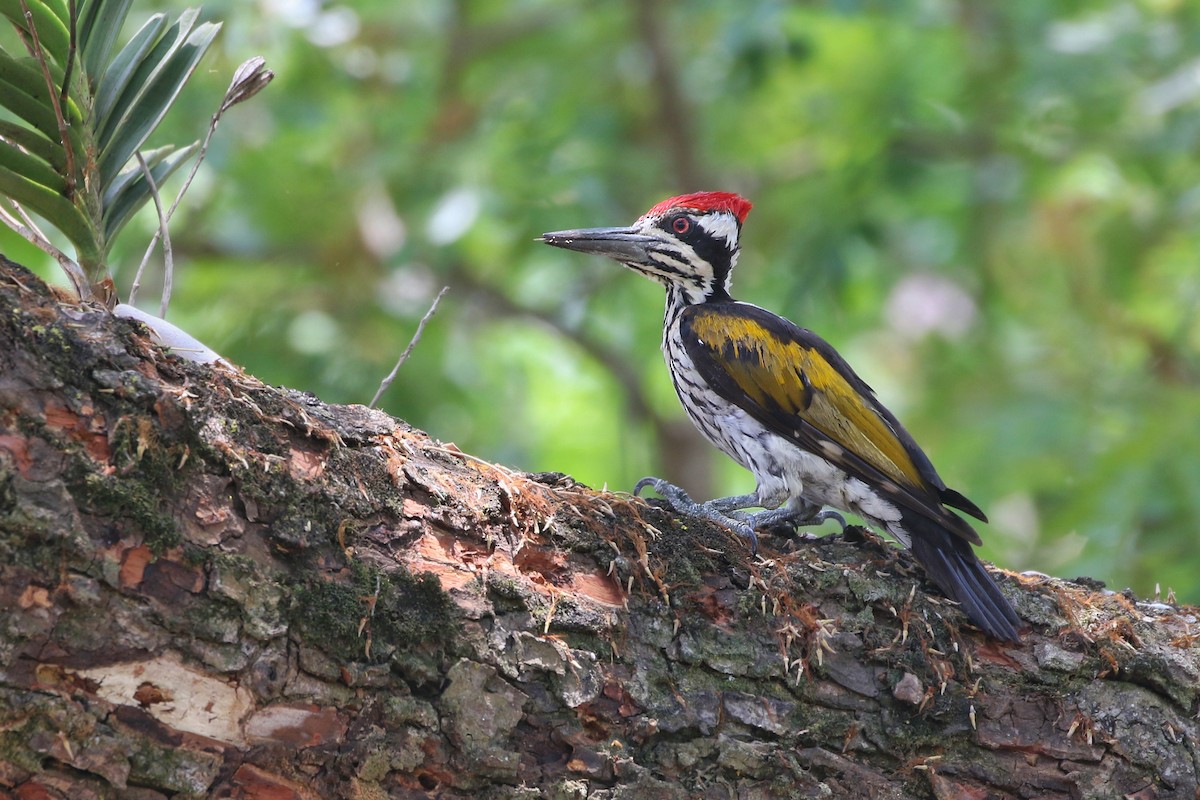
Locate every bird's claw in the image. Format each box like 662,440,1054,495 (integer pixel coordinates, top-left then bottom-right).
634,476,673,498
730,521,760,554
812,509,847,530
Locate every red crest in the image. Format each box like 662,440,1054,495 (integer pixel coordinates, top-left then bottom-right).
641,191,752,225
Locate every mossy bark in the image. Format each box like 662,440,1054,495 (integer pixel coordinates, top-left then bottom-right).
0,255,1197,800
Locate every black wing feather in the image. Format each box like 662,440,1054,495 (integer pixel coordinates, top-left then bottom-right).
679,301,984,542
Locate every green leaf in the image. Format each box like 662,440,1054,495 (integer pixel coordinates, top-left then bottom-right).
4,48,63,84
0,120,63,171
12,55,84,124
0,49,85,133
101,141,199,246
0,73,86,156
77,0,135,88
92,11,168,131
97,14,219,189
0,75,60,141
95,7,198,139
39,0,68,25
0,137,65,193
0,163,93,250
0,0,71,65
0,48,61,125
99,141,177,210
0,80,83,158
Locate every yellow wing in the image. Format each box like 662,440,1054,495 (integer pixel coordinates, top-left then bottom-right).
680,302,985,536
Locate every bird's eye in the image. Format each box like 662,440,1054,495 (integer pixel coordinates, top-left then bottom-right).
671,216,691,234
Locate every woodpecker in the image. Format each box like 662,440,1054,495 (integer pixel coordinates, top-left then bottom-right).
540,191,1022,641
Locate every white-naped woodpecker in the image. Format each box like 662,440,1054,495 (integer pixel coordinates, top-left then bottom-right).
539,192,1022,642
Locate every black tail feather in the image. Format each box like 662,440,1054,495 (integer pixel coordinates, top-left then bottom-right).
906,518,1022,642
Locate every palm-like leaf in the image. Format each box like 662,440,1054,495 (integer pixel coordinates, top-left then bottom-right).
102,141,198,242
0,0,71,59
77,0,134,81
97,10,219,188
0,0,221,303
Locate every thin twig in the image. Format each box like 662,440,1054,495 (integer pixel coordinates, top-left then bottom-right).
369,286,450,408
19,0,77,198
10,197,51,241
126,243,148,305
0,198,87,295
133,58,274,290
131,152,173,317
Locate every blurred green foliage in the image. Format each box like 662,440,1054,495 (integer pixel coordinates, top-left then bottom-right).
6,0,1200,601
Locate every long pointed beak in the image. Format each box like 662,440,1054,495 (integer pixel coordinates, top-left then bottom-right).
538,226,658,266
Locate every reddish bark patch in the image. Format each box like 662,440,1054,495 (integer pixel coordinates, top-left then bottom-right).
603,679,642,718
154,396,186,431
287,446,325,481
133,681,173,708
975,639,1023,669
43,401,110,463
17,585,51,610
119,546,153,588
567,570,624,607
111,705,186,748
688,578,739,627
976,697,1104,761
230,764,321,800
244,704,347,747
0,434,32,476
401,497,427,518
13,780,57,800
512,542,568,575
406,532,478,592
140,555,205,600
929,771,991,800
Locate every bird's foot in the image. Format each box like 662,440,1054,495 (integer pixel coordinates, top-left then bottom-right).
634,477,760,553
634,479,850,554
737,502,847,540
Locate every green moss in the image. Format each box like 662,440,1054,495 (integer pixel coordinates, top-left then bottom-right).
50,410,199,555
291,561,458,660
78,468,181,552
229,465,345,555
0,730,44,773
126,736,222,795
0,692,98,774
291,579,360,652
374,568,458,644
268,502,329,551
184,601,243,643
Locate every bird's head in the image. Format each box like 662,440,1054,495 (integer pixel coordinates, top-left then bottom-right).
540,191,753,305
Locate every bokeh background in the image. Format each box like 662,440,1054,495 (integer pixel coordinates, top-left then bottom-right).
7,0,1200,601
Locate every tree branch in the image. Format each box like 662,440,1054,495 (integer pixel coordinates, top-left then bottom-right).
1,255,1198,798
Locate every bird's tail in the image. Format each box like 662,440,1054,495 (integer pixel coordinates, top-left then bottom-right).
903,515,1022,642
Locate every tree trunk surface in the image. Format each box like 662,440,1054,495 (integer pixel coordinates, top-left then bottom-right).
1,256,1198,800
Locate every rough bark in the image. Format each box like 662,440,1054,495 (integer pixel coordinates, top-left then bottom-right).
0,255,1198,800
